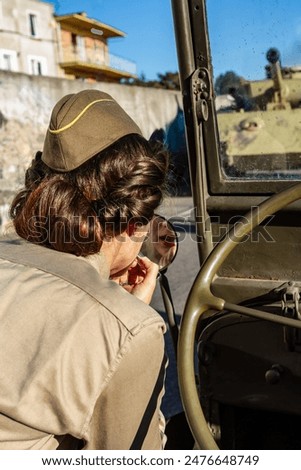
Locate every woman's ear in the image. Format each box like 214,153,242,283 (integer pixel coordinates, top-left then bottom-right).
126,221,150,240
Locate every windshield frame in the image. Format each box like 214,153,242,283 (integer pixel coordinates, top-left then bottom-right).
173,0,301,197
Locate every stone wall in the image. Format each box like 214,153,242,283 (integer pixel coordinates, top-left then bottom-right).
0,71,183,228
0,70,182,138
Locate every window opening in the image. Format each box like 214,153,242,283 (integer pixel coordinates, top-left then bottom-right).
29,13,37,37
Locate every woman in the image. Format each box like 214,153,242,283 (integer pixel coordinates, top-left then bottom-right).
0,89,169,450
142,215,177,270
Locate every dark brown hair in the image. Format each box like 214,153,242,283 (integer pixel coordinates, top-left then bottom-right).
10,134,169,256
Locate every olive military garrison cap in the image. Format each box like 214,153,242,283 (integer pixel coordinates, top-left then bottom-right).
42,89,142,171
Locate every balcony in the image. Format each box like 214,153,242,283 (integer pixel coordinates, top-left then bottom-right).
59,48,137,81
56,12,137,81
109,53,137,76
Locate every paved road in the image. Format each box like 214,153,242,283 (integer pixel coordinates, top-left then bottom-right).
150,197,201,419
151,196,199,317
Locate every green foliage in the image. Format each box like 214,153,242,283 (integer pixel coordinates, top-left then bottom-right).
214,70,244,95
121,71,180,90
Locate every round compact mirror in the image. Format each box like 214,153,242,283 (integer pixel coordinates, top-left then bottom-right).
141,214,178,271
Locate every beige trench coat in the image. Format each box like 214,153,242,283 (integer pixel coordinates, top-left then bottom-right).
0,235,166,450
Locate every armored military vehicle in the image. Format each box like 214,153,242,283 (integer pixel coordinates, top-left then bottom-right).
217,47,301,178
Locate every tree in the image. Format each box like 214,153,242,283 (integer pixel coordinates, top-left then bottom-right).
155,72,180,90
121,71,180,90
214,71,244,95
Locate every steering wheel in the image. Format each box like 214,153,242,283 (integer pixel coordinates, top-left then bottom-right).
178,182,301,449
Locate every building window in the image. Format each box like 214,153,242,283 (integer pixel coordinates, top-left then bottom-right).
0,49,18,72
71,33,86,61
77,36,86,61
28,13,38,37
71,33,77,50
30,58,41,75
3,54,12,70
28,55,47,76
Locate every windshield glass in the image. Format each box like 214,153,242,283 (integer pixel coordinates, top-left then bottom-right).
207,0,301,180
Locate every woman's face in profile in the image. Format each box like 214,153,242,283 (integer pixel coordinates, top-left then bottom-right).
108,222,150,278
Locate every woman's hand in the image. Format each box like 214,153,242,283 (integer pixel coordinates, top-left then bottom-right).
110,256,159,305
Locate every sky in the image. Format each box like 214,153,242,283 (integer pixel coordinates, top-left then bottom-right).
207,0,301,81
42,0,301,82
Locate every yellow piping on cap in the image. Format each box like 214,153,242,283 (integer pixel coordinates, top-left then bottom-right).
48,99,114,135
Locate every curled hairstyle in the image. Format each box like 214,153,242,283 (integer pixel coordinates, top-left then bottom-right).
10,134,169,256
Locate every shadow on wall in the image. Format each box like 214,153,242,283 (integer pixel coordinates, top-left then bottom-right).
149,107,191,196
